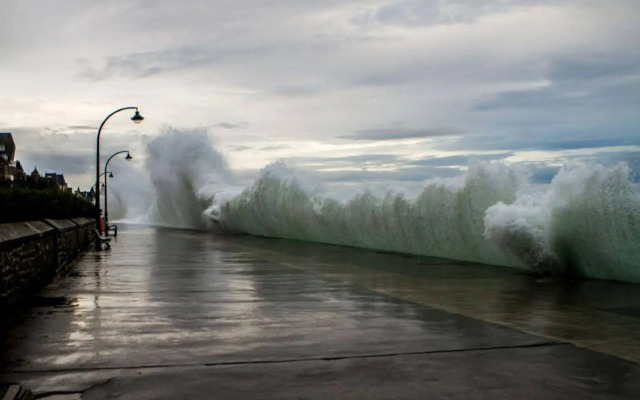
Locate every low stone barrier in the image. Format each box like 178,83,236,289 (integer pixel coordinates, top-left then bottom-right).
71,218,94,250
0,218,94,307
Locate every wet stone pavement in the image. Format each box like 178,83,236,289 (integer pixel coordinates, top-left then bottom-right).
1,226,640,399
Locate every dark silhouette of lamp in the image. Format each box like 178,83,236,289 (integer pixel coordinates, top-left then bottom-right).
131,111,144,124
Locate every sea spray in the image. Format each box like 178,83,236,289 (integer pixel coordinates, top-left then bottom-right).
105,161,155,223
485,163,640,281
111,130,640,282
142,128,245,229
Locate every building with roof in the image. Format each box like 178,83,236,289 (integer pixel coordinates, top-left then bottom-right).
0,132,16,179
44,172,68,190
75,187,95,202
12,160,26,180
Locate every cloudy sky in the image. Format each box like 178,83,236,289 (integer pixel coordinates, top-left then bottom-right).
2,0,639,188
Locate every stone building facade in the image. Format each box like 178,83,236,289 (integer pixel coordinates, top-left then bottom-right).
0,132,16,179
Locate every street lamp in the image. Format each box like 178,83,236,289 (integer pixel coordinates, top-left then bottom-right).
97,171,113,187
104,150,132,233
95,107,143,241
90,181,106,192
89,178,108,202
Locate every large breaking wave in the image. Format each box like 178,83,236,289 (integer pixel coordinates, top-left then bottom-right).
110,129,640,282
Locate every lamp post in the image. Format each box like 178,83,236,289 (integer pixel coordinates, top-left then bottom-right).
90,181,106,194
97,171,113,188
89,175,109,202
95,107,143,241
104,150,132,232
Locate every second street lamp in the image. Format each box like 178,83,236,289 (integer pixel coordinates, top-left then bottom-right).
104,150,132,235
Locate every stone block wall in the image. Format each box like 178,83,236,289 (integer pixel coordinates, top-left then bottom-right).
44,219,79,271
72,218,94,250
0,219,94,307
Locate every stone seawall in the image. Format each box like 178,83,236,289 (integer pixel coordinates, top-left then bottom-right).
0,218,94,307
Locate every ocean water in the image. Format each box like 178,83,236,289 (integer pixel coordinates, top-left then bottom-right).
109,129,640,283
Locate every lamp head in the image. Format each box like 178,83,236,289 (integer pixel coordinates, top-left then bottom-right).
125,152,133,161
108,172,114,178
131,110,144,124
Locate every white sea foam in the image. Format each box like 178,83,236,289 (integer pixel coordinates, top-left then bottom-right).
485,163,640,281
110,130,640,282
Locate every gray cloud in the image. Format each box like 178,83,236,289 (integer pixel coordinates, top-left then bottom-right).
475,50,640,112
271,85,323,96
549,56,639,83
79,46,264,80
464,47,640,155
259,145,291,151
351,0,568,27
66,125,95,131
227,145,252,152
474,79,640,112
214,122,248,130
409,152,513,167
537,138,640,151
339,128,463,141
19,152,93,175
298,154,398,162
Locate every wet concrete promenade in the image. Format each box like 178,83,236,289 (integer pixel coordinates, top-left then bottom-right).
2,226,640,399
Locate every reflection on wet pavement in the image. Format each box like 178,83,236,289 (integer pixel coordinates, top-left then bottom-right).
239,236,640,364
1,226,639,398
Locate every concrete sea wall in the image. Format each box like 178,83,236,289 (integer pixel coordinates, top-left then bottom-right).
0,218,94,307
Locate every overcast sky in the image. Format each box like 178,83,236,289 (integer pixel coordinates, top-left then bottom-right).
2,0,639,188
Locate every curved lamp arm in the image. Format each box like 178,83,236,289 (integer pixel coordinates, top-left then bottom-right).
104,150,131,173
103,150,131,226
